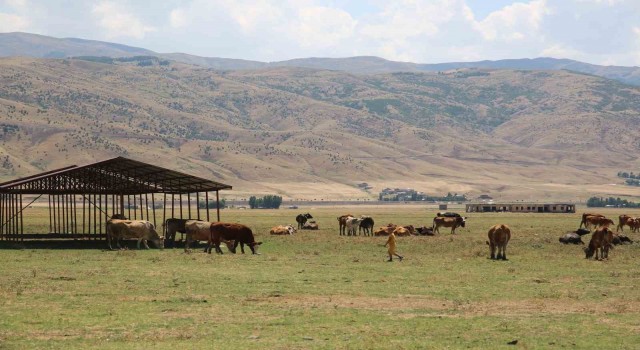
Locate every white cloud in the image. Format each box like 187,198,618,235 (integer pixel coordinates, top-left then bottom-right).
92,1,156,39
289,6,356,48
0,12,29,31
467,0,550,42
169,8,187,29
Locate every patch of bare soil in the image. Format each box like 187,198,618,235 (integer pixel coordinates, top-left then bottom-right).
253,294,640,318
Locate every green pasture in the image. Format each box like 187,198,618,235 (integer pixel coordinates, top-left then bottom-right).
1,206,640,349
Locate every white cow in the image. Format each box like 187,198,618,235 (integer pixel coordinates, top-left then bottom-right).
106,219,164,250
345,217,363,236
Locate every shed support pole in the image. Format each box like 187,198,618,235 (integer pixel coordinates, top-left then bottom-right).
205,192,210,222
188,193,191,220
151,194,156,228
216,191,220,222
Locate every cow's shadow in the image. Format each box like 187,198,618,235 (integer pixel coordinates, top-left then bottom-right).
0,239,196,250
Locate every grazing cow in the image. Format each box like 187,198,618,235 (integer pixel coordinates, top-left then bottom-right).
374,224,398,236
359,216,375,236
270,225,296,235
392,226,412,237
432,216,466,234
296,213,313,229
164,218,201,247
416,226,434,236
337,214,352,235
345,217,363,236
579,213,604,228
486,224,511,260
184,220,235,253
584,215,614,229
210,222,262,254
106,219,164,250
302,221,319,230
617,215,632,232
437,212,462,218
585,227,614,260
111,213,128,220
559,232,584,245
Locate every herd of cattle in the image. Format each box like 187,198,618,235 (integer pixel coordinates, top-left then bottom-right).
104,210,638,261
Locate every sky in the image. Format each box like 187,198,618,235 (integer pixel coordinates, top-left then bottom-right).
1,0,639,66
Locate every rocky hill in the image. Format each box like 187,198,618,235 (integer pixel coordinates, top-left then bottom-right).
0,57,638,201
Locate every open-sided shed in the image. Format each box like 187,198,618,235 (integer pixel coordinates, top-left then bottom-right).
0,157,232,241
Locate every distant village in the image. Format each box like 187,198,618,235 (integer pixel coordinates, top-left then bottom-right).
376,186,468,202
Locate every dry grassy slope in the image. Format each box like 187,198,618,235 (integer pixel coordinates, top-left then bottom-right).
0,57,639,201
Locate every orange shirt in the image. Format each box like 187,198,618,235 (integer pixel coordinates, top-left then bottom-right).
385,233,397,254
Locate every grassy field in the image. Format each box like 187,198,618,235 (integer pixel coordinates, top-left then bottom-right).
1,206,640,349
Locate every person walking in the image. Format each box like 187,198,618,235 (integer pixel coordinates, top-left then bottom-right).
384,232,403,262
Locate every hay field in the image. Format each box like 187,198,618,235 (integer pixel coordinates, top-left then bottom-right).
1,206,640,349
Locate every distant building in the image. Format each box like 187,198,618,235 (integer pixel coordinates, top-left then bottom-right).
465,203,575,213
477,194,493,201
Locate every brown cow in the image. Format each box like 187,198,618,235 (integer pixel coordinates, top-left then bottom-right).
338,214,352,235
617,215,632,232
579,213,604,228
585,227,614,260
392,226,411,237
632,218,640,233
106,219,164,250
432,216,466,234
374,224,397,236
584,215,614,229
486,224,511,260
210,222,262,254
184,220,235,253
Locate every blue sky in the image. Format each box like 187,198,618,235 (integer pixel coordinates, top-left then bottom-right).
1,0,639,66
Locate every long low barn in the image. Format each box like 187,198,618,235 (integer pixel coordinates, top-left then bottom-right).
465,203,576,213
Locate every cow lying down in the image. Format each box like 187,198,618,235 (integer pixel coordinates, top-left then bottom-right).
270,225,296,235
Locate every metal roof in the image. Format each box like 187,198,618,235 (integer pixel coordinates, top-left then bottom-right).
0,157,232,194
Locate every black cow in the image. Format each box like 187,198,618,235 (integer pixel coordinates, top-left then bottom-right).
296,213,313,229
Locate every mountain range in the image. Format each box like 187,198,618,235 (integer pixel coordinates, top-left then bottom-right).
0,32,639,201
2,32,640,86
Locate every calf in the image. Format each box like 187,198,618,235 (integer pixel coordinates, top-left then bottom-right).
416,226,434,236
106,219,164,250
486,224,511,260
584,227,614,260
432,216,466,234
210,222,262,254
612,233,633,245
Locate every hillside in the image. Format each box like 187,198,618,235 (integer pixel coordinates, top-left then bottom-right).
2,32,640,86
0,57,639,201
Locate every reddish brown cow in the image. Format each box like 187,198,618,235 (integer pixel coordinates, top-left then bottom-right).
632,218,640,233
210,222,262,254
338,214,353,235
185,220,235,253
617,215,632,232
585,227,614,260
584,215,614,229
579,213,604,228
432,216,466,234
486,224,511,260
